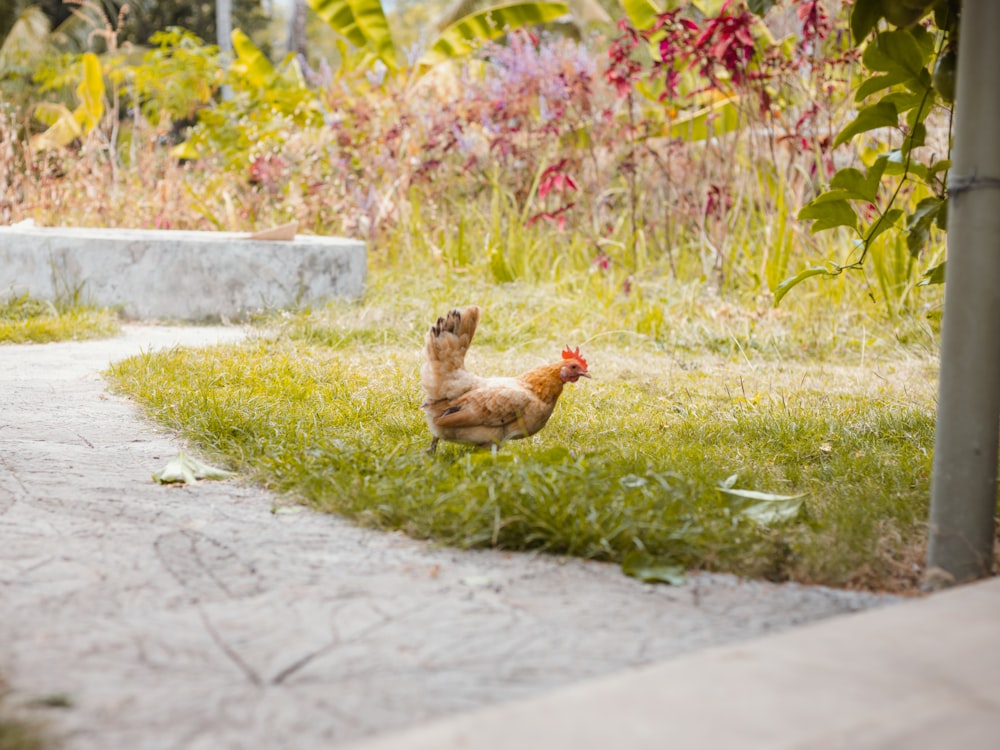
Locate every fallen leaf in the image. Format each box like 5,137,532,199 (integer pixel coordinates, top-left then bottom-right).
152,451,235,485
459,575,493,587
621,551,686,585
719,486,806,525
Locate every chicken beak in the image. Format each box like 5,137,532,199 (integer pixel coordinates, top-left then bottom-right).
581,371,592,379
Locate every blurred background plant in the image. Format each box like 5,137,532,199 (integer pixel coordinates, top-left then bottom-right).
0,0,949,324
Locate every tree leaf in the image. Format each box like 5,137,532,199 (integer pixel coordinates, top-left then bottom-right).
308,0,397,68
420,2,569,67
621,551,686,585
918,261,945,286
905,196,944,257
855,70,910,101
719,487,806,525
864,207,903,245
850,0,883,44
231,28,275,87
833,100,898,147
623,0,663,31
745,0,778,16
862,28,926,77
798,198,859,233
773,264,839,303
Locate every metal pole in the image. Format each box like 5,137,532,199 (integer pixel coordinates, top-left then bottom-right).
216,0,233,101
216,0,233,55
927,1,1000,582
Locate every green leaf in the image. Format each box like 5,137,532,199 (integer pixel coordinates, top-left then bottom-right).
623,0,662,30
880,90,927,116
719,486,806,525
834,101,898,147
928,159,951,177
773,264,840,304
798,199,859,233
807,189,861,205
883,149,928,179
152,451,236,484
420,2,568,67
851,0,883,44
829,160,886,203
667,97,742,142
740,497,805,525
906,196,944,257
918,261,945,286
863,29,926,77
855,70,910,101
231,28,275,87
308,0,397,68
621,551,686,585
865,207,903,245
745,0,778,16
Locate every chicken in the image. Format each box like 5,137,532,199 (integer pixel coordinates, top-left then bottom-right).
420,306,590,453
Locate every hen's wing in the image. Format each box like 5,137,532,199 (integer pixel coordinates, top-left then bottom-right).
421,306,481,402
429,380,537,430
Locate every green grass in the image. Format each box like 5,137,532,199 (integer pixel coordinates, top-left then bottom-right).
109,271,940,592
0,682,48,750
0,293,119,344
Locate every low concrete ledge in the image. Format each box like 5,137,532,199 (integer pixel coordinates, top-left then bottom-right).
0,225,366,320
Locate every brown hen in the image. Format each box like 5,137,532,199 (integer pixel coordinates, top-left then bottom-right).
420,306,590,453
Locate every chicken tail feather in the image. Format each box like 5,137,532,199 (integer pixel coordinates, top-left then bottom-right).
421,305,481,403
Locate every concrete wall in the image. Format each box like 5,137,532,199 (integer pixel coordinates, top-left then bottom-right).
0,225,366,321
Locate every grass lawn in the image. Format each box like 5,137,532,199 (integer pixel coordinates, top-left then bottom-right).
0,293,119,344
109,270,941,592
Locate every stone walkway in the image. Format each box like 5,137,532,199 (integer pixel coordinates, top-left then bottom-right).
0,326,898,749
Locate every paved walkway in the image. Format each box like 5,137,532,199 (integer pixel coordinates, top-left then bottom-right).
0,326,969,749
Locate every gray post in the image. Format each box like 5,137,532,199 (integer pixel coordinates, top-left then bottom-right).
216,0,233,101
288,0,308,58
927,1,1000,582
216,0,233,55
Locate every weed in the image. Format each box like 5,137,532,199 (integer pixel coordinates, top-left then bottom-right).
0,291,118,344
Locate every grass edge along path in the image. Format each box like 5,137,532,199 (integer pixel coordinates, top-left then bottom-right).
108,297,939,593
0,293,119,345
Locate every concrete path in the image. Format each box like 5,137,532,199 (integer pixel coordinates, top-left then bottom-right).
1,326,903,749
348,576,1000,750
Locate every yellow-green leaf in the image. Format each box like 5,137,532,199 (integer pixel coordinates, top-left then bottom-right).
833,100,898,147
232,28,275,87
420,2,569,68
170,140,201,160
308,0,397,69
774,264,840,304
667,97,741,142
623,0,663,30
75,52,105,134
30,103,81,150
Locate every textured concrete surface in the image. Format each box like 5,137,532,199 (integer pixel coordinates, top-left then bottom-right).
348,577,1000,750
0,326,900,749
0,224,365,320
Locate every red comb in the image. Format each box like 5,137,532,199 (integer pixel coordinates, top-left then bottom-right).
562,346,587,369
